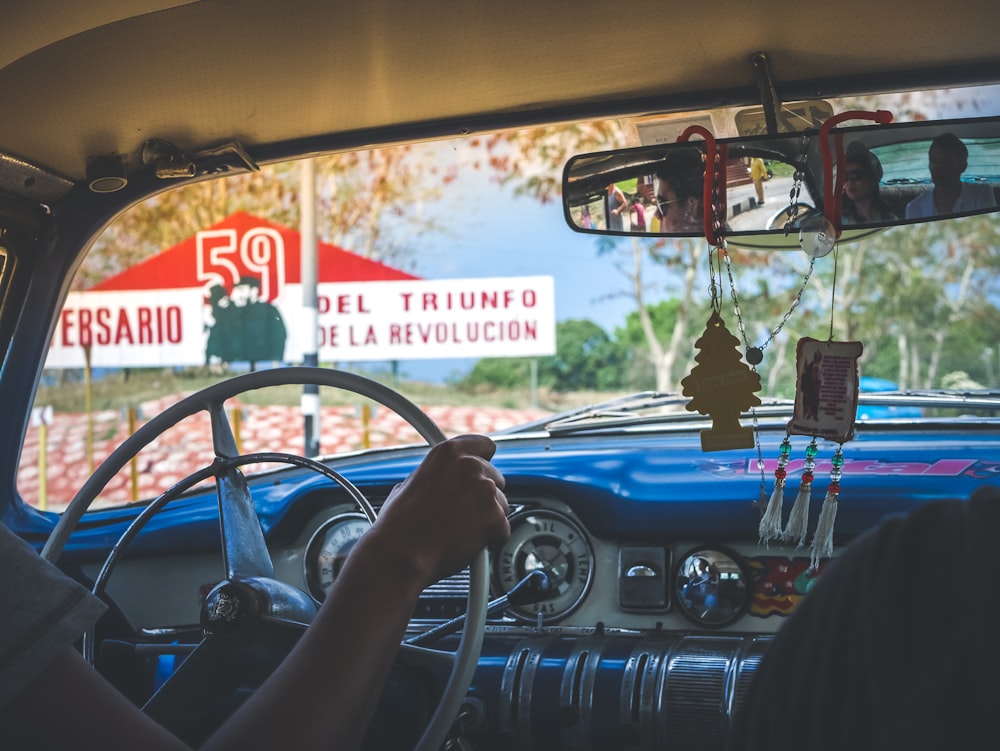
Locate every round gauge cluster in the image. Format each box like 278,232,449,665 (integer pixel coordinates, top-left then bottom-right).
493,509,594,622
304,513,372,602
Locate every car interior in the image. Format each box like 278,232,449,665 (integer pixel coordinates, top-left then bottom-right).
3,2,1000,750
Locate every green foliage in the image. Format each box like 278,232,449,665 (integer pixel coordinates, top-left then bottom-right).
615,299,684,348
458,319,627,392
613,298,705,389
832,216,1000,388
457,357,536,390
541,319,625,391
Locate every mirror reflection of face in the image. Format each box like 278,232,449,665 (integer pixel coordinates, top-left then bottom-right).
929,144,967,184
656,182,697,232
843,159,873,202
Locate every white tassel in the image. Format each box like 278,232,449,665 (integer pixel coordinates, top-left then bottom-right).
760,436,792,545
811,445,845,569
782,482,812,546
783,438,817,546
809,491,838,569
758,479,785,543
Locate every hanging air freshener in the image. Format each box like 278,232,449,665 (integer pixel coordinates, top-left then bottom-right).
674,125,764,452
681,310,763,451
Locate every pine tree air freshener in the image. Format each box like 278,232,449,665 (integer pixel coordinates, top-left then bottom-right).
680,310,763,452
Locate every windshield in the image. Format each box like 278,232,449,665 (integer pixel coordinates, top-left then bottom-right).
19,85,1000,512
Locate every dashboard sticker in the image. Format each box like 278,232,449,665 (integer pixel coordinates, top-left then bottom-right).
747,556,829,617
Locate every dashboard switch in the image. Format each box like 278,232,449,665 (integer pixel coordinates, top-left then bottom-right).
619,546,668,610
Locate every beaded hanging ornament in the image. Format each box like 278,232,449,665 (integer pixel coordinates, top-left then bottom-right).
717,147,825,524
697,112,884,564
755,259,863,568
717,238,843,558
716,234,822,539
671,124,861,569
757,112,892,564
786,337,862,567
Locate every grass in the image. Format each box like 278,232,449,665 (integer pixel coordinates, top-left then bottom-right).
34,366,611,414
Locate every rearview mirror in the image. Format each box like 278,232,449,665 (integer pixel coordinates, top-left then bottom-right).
563,116,1000,246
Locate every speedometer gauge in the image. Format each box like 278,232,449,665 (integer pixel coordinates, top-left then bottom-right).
304,513,371,602
494,509,593,622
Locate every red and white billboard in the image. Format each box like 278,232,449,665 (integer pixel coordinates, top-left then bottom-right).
47,213,555,368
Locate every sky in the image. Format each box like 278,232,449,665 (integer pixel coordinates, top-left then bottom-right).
379,172,648,383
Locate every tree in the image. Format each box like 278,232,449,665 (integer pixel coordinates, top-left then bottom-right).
456,356,535,391
458,319,624,392
77,147,451,289
539,319,624,391
829,215,1000,389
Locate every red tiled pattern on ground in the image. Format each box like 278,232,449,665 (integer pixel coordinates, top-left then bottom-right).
18,398,550,512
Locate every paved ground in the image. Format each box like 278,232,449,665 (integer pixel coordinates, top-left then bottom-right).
18,397,550,511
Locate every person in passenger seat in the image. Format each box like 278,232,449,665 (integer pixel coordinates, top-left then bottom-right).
905,133,997,219
0,433,511,751
728,483,1000,751
842,142,897,225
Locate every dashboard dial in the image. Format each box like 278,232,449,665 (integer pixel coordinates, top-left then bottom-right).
494,509,593,622
304,513,371,602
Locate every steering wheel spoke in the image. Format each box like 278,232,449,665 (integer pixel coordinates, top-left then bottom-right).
399,642,460,670
208,399,241,458
216,464,274,580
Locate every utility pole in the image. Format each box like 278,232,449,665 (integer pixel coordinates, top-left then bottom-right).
301,159,320,456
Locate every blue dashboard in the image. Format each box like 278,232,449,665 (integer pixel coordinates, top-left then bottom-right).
30,417,1000,750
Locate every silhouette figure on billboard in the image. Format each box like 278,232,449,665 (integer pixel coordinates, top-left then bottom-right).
205,276,286,368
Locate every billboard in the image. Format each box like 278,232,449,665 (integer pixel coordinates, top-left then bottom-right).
47,213,556,368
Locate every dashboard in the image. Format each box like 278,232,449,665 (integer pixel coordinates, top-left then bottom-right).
288,497,794,636
73,423,999,750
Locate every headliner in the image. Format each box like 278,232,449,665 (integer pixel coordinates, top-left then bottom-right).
4,0,1000,185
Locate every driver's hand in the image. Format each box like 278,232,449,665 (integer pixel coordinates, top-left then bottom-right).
368,434,510,588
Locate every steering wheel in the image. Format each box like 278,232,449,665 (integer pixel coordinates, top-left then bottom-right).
41,366,489,751
766,202,823,231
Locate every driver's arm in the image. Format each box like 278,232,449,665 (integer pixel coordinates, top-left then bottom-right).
1,433,510,751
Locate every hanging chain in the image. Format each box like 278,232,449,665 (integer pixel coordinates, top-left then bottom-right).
707,247,721,313
751,413,768,511
711,148,725,245
784,171,804,234
722,249,816,357
716,235,814,505
828,244,839,340
783,135,812,235
705,146,726,314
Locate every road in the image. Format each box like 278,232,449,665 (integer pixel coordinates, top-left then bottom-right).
727,175,800,232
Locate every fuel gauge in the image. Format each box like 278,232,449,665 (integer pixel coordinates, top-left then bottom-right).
493,509,594,621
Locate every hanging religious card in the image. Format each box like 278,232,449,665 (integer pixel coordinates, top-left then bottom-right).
681,310,762,452
761,337,863,565
786,337,863,443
